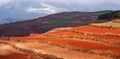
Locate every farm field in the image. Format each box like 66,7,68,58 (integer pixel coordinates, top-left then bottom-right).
11,22,120,59
0,21,120,59
90,21,120,28
15,42,113,59
72,26,120,34
46,30,120,41
0,44,29,59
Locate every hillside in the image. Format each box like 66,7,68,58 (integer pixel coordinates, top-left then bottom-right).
98,10,120,20
0,12,99,37
0,21,119,59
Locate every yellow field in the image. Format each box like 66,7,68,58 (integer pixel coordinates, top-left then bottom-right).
90,21,120,28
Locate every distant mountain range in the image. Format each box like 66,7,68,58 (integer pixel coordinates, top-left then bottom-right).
0,18,30,24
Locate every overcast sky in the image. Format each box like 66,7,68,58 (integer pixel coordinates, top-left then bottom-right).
1,0,120,6
0,0,120,20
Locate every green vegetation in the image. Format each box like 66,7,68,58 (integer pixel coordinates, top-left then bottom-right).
49,16,74,23
98,10,120,20
90,21,120,28
95,10,112,13
114,12,120,18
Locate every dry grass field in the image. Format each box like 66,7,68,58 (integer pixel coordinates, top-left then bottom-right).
90,21,120,28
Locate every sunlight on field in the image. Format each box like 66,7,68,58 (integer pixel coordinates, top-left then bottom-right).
90,21,120,28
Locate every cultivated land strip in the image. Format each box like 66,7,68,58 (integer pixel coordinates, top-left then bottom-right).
0,39,63,59
15,35,120,59
15,41,113,59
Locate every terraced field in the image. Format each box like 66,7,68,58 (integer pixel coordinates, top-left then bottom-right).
72,26,120,35
7,22,120,59
0,21,120,59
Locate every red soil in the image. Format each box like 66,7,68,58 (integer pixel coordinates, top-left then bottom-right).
47,31,120,41
72,26,120,34
47,30,85,36
0,53,29,59
91,35,120,41
19,35,120,54
15,25,120,55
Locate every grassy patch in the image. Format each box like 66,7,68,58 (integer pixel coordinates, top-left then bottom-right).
49,16,74,23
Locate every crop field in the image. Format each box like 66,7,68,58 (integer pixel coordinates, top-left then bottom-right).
90,21,120,28
20,35,118,49
46,30,120,41
15,42,112,59
72,26,120,34
13,23,120,59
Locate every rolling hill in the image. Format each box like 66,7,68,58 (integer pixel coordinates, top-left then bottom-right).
0,12,99,37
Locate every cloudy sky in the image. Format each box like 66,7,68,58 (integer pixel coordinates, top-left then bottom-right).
0,0,120,23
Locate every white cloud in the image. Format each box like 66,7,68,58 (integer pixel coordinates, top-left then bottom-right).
0,0,12,7
0,0,120,20
27,7,57,14
1,0,120,7
27,3,68,14
42,0,120,6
